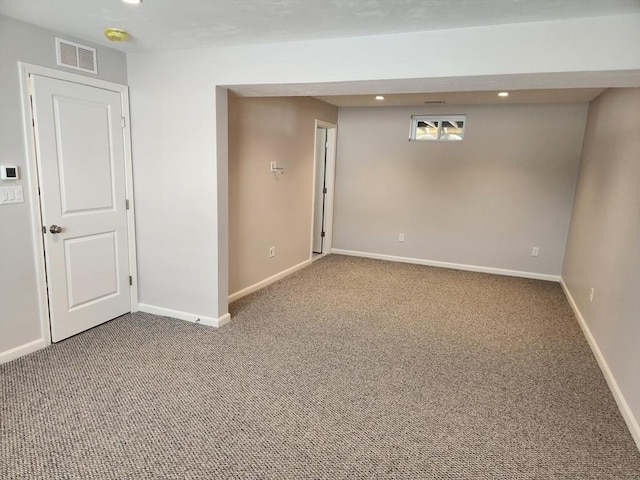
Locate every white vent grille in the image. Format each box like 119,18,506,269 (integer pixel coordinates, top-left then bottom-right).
55,38,97,74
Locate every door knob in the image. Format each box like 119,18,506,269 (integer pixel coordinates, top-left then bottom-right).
49,225,62,234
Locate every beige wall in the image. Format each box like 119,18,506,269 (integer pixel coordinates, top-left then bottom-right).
332,104,588,277
562,88,640,437
228,94,338,295
0,15,127,357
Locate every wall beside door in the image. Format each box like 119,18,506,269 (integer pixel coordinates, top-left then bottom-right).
0,15,127,360
228,94,337,298
562,88,640,445
332,103,588,278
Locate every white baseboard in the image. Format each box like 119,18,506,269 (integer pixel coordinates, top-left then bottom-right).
560,279,640,451
138,303,231,328
229,258,312,303
331,249,560,282
0,338,46,364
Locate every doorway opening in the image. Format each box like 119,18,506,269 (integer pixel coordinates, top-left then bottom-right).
311,120,337,258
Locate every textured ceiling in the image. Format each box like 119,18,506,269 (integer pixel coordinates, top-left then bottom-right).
0,0,639,53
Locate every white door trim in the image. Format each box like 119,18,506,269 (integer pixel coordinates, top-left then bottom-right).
309,120,338,258
18,62,139,346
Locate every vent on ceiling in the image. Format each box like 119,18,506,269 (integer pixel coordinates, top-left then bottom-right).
55,38,97,74
424,100,445,105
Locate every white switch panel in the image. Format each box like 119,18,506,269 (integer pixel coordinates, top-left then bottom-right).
0,186,24,205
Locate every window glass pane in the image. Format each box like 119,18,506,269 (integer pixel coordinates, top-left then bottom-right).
415,120,439,140
439,120,464,141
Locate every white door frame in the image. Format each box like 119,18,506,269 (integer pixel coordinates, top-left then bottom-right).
309,120,337,257
18,62,139,346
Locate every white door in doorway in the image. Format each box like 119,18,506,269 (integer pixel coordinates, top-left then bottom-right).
313,127,328,253
30,74,131,342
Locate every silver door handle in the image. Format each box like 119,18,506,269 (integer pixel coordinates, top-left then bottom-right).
49,225,62,234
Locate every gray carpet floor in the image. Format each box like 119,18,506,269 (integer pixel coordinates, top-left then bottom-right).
2,254,639,479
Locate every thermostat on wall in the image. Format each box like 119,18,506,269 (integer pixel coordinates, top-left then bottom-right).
1,166,19,180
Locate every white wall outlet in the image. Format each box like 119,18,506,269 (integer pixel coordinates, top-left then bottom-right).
531,247,539,257
398,233,405,242
589,287,595,302
269,246,275,258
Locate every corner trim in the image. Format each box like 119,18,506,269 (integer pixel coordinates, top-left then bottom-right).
0,338,46,364
560,278,640,451
138,303,230,328
229,258,312,303
331,249,560,282
216,313,232,328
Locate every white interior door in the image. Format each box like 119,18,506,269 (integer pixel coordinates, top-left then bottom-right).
30,74,131,342
313,127,328,253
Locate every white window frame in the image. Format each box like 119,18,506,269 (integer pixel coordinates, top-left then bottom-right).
409,114,466,141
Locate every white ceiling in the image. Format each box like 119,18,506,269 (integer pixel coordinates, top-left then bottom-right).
224,70,637,106
316,88,606,107
0,0,639,53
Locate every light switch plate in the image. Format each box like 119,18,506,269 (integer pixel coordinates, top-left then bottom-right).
0,186,24,204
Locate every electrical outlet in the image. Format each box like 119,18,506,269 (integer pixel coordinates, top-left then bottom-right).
531,247,539,257
589,287,595,302
399,233,405,242
269,246,275,258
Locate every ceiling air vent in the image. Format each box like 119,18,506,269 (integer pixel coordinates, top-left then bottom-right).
424,100,445,105
55,38,97,74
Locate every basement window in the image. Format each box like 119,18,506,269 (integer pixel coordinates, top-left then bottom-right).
409,115,466,141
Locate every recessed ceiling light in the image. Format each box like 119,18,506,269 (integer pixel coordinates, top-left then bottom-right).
375,95,385,101
498,92,509,97
122,0,142,4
